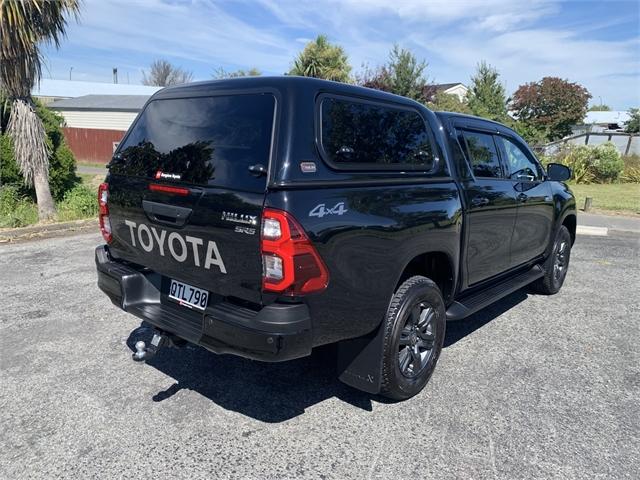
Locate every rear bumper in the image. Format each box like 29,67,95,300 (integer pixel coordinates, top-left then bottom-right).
95,245,312,362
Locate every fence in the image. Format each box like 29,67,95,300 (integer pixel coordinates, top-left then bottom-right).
536,132,640,156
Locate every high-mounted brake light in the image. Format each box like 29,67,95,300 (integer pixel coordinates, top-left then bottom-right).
149,183,190,196
261,208,329,295
98,182,112,243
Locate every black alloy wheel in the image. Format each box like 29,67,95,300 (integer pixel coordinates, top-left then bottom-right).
398,302,437,378
380,276,446,400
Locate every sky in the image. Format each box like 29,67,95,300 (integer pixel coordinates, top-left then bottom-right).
41,0,640,110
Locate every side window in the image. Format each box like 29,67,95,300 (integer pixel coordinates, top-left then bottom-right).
450,137,473,181
461,131,503,178
320,97,435,170
496,136,543,181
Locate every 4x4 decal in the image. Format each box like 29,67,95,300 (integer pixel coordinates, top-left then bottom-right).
309,202,348,218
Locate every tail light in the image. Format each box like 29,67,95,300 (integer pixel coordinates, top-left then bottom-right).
98,182,112,243
261,208,329,295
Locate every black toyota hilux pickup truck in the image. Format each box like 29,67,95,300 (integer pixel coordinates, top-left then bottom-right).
96,76,576,400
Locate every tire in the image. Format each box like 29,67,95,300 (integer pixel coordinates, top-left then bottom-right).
380,276,446,400
532,225,572,295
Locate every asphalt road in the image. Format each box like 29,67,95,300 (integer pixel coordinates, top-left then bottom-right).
1,232,638,479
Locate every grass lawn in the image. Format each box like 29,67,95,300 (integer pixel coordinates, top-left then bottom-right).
78,173,105,190
77,161,108,168
1,174,103,229
569,183,640,215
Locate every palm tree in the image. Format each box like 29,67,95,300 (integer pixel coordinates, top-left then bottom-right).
0,0,79,220
289,35,351,83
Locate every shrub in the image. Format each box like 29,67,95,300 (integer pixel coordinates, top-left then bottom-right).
621,154,640,183
0,100,79,200
0,185,38,228
49,143,79,200
563,145,596,184
548,142,624,184
0,134,24,190
591,142,624,182
57,184,98,221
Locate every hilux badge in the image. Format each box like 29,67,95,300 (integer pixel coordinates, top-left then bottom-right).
221,211,258,226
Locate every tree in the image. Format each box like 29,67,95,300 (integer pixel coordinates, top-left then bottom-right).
142,59,193,87
466,61,508,122
289,35,351,83
357,45,429,102
510,120,550,146
625,108,640,133
511,77,591,142
427,92,471,114
386,45,429,101
589,104,611,111
0,0,79,220
356,64,392,92
213,67,261,79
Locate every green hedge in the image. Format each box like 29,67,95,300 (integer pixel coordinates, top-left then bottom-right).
541,142,626,184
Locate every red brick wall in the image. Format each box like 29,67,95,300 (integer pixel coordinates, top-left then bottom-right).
62,127,126,164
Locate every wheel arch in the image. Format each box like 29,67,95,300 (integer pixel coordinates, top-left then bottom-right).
395,251,455,304
562,213,577,245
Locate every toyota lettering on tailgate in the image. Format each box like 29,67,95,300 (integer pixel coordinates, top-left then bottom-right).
123,220,227,273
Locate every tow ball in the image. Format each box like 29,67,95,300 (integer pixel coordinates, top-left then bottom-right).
132,331,170,362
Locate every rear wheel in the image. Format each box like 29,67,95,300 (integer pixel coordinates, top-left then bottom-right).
532,225,572,295
380,276,446,400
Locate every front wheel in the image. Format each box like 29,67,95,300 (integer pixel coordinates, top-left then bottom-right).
380,276,446,400
532,225,572,295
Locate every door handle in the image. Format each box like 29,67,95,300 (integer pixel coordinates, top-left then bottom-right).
471,196,490,207
142,200,192,227
517,193,528,202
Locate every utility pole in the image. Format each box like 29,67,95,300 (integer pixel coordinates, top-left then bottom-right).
69,66,73,81
113,67,118,84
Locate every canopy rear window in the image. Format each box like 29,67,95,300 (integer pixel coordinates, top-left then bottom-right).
111,93,275,191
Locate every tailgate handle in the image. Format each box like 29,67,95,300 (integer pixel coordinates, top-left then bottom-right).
142,200,192,227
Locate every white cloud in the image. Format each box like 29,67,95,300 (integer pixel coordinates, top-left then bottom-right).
44,0,640,109
59,0,299,75
413,26,640,108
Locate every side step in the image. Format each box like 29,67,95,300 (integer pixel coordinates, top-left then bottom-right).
446,265,544,321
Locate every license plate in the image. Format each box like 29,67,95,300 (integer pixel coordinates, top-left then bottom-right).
168,279,208,311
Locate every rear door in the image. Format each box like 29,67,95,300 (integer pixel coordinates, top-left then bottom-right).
456,128,518,286
106,92,277,304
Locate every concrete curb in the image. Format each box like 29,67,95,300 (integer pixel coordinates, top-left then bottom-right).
576,225,609,236
0,218,98,244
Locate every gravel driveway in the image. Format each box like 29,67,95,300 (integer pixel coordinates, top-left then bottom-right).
0,232,638,479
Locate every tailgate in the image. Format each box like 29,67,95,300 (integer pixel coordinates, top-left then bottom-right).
105,92,276,305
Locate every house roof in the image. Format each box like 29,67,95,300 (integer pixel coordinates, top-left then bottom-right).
432,82,466,91
583,111,630,125
49,94,151,112
421,83,468,100
32,79,162,99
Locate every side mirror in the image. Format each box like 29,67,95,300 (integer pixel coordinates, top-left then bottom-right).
547,163,571,182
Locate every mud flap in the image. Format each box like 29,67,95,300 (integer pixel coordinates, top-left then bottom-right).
337,321,386,394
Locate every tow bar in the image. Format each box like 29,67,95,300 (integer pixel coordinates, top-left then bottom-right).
132,331,170,362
